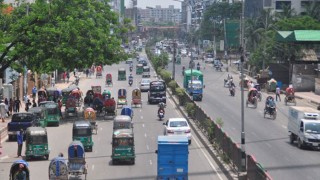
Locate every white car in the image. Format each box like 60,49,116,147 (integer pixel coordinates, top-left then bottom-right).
181,49,187,57
163,118,192,144
139,78,151,92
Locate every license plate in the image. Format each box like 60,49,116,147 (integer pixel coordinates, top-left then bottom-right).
176,131,182,135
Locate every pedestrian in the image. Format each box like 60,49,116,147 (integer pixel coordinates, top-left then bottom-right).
9,98,13,115
4,98,9,117
58,99,63,119
25,99,31,112
63,72,66,83
32,86,37,99
0,100,6,122
17,129,24,157
32,99,37,107
275,86,281,102
73,68,77,77
85,68,89,78
66,72,70,83
14,98,22,112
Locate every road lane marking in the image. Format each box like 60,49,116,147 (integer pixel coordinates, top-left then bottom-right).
265,142,272,148
147,145,149,150
142,124,145,128
192,136,224,180
282,125,287,129
141,116,143,119
145,133,147,138
149,160,152,165
92,165,94,171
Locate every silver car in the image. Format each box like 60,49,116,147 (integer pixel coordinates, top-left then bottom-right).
139,78,151,92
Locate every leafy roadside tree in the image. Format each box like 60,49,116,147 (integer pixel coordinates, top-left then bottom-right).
0,0,131,74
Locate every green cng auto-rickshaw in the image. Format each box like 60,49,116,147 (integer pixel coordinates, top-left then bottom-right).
113,115,132,130
73,121,94,152
118,68,126,81
112,129,135,165
136,64,143,75
42,102,60,126
29,107,48,128
61,87,74,105
25,127,50,160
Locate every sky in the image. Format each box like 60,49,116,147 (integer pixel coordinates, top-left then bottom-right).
125,0,182,9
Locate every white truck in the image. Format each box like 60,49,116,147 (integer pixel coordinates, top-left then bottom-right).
288,106,320,149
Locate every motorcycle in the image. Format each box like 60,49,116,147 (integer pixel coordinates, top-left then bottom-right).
229,86,235,96
264,105,277,120
158,109,165,121
129,66,133,72
257,91,262,102
197,64,200,71
215,65,222,72
129,79,133,86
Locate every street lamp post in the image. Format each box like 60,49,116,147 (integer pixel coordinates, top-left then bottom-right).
172,40,176,80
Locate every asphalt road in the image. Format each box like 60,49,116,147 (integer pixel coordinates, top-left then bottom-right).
0,52,228,180
166,55,320,180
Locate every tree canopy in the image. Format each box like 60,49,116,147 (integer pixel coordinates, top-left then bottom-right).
0,0,132,73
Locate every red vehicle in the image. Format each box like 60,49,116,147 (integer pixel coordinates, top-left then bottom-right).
104,98,116,117
96,66,102,78
70,89,82,107
106,73,113,86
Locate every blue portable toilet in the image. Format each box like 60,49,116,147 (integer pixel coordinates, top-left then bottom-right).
157,136,188,180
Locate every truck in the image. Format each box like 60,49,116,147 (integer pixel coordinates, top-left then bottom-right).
156,136,188,180
183,69,203,101
8,113,38,141
148,80,166,104
287,106,320,149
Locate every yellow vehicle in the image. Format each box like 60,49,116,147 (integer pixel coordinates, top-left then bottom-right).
84,107,97,134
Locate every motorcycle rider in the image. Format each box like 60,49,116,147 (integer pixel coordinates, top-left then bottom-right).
229,81,236,96
158,102,166,116
197,62,200,70
128,74,133,86
129,63,133,72
265,96,276,114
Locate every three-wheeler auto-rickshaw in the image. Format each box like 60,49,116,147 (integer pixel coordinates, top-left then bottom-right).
118,68,126,81
41,102,61,126
136,64,143,75
38,88,48,104
25,127,50,160
112,129,135,165
9,160,30,180
29,106,48,128
61,86,74,105
73,121,94,152
117,89,127,108
113,115,132,130
46,87,61,102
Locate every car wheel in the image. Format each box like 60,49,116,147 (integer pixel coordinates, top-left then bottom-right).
290,134,295,144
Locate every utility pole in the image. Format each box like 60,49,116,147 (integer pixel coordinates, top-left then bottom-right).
172,40,176,80
240,0,246,173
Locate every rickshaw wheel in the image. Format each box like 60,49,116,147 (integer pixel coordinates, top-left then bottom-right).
45,154,49,160
263,110,266,118
273,111,277,120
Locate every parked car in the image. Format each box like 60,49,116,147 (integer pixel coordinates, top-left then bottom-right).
163,118,192,144
181,49,187,57
139,78,151,92
191,52,199,60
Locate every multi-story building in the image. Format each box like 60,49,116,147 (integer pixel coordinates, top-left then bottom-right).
138,5,181,24
245,0,320,18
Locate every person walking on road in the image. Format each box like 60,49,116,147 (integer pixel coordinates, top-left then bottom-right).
66,72,70,83
17,129,24,157
32,86,37,100
275,86,281,102
63,72,66,83
0,100,6,122
32,99,37,107
25,99,31,112
14,98,22,112
9,98,13,116
58,99,63,119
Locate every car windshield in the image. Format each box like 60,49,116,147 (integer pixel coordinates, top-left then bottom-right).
113,138,134,146
73,128,91,136
47,107,58,115
169,121,188,127
114,122,131,129
305,123,320,134
141,79,150,84
12,114,34,122
150,84,165,91
28,135,47,144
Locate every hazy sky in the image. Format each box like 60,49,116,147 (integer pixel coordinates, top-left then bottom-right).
125,0,182,9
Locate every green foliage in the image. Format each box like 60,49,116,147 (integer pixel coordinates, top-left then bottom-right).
185,102,195,117
0,0,130,73
168,80,178,94
216,117,224,128
175,87,185,97
159,69,171,84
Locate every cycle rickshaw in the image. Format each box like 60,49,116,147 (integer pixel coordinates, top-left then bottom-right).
106,73,113,86
117,89,127,108
131,88,142,108
84,107,98,134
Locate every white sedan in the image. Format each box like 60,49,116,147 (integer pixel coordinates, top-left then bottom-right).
163,118,192,144
139,78,151,92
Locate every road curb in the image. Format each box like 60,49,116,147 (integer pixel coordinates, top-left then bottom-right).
0,127,8,144
166,88,235,180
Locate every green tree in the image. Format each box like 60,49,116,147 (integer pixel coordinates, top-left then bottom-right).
0,0,130,73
